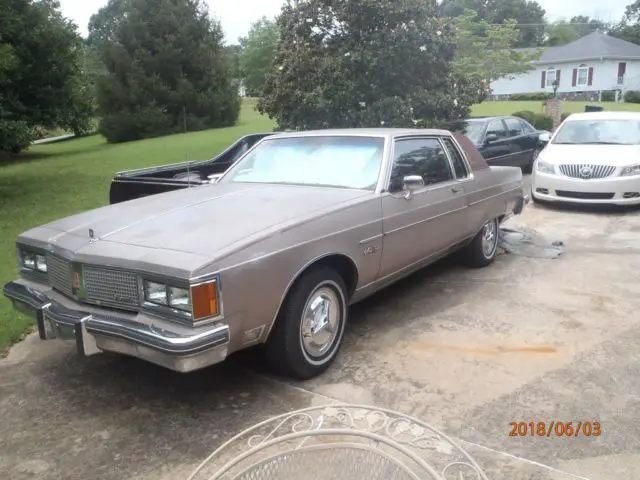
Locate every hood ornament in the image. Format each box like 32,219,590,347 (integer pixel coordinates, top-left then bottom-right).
89,228,97,243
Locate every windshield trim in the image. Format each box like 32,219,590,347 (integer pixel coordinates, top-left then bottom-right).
217,134,389,191
551,118,640,146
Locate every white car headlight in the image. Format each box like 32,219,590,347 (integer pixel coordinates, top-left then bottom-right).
536,160,555,174
143,280,191,313
18,248,47,273
620,164,640,177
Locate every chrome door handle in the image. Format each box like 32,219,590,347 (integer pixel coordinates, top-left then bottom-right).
451,186,463,193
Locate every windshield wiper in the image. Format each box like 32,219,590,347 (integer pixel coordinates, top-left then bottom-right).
580,141,627,145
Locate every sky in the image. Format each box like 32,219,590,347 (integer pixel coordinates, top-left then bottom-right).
59,0,631,45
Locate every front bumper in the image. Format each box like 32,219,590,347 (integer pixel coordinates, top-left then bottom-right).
532,172,640,205
3,280,230,373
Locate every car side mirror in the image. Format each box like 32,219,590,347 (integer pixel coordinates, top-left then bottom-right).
538,132,551,143
402,175,424,198
485,133,498,144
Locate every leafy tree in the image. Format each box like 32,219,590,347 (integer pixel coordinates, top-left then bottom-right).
545,16,609,46
223,44,243,81
610,1,640,45
90,0,240,143
258,0,484,131
439,0,547,47
0,0,94,155
451,9,539,85
239,17,279,97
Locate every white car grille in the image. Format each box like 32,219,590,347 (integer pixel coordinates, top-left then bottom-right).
46,254,140,311
558,164,616,179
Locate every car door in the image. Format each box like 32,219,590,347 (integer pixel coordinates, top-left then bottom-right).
480,118,518,166
379,136,469,277
503,117,530,167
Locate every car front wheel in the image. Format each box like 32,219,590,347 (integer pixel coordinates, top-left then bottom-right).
463,218,500,268
265,267,348,380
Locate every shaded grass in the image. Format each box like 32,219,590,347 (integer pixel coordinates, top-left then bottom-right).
0,99,275,351
471,100,640,116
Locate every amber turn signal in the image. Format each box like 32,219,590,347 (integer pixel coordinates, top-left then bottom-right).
190,281,219,320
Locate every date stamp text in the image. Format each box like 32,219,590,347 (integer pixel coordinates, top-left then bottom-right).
509,421,602,437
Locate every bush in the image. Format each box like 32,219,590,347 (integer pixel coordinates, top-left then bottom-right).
509,92,552,101
0,120,35,156
560,112,571,123
532,113,554,131
511,110,536,124
601,90,615,102
625,90,640,104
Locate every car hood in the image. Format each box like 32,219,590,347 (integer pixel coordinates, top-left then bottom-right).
541,144,640,166
20,183,371,261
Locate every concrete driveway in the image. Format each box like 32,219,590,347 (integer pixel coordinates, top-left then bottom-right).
2,179,640,480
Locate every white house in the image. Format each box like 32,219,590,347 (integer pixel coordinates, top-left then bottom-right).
490,31,640,100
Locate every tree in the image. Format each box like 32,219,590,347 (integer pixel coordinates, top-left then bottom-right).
439,0,547,47
258,0,484,131
89,0,240,143
610,1,640,45
0,0,94,155
223,44,243,81
239,17,279,97
451,9,539,86
545,16,609,46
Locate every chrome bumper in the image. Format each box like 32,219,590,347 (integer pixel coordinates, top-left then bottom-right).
3,280,230,373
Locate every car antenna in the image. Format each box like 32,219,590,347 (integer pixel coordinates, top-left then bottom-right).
186,151,190,188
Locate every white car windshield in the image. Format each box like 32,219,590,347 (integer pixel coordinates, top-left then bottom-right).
552,119,640,145
220,135,385,190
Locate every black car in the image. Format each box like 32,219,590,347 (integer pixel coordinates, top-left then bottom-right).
444,116,546,173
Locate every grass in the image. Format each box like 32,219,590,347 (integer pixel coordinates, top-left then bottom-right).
471,100,640,116
1,97,640,351
0,99,275,352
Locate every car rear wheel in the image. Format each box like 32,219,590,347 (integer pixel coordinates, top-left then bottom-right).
463,218,499,268
265,267,348,380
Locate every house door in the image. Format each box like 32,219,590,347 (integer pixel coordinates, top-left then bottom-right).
618,62,626,85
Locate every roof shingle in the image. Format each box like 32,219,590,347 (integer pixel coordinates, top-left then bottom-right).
538,31,640,63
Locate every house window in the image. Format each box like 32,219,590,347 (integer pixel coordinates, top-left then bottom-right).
546,68,557,87
577,66,589,86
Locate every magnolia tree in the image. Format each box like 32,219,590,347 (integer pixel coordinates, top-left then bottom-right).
257,0,485,130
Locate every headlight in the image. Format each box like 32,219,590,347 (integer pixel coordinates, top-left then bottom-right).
620,164,640,177
142,278,219,321
18,248,47,273
536,160,555,174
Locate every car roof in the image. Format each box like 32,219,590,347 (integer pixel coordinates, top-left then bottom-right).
565,111,640,121
269,128,453,138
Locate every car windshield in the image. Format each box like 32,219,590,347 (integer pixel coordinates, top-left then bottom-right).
220,135,385,190
552,119,640,145
445,120,485,144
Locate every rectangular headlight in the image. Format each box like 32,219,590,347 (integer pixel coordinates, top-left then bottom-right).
143,280,169,305
536,161,555,175
168,286,191,312
18,248,47,273
620,164,640,177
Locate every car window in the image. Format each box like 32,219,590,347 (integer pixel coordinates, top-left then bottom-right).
519,119,536,134
552,119,640,145
389,138,453,192
486,119,507,139
444,120,485,144
504,118,524,137
441,137,469,179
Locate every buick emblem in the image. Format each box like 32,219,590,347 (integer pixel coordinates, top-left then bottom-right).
580,166,592,179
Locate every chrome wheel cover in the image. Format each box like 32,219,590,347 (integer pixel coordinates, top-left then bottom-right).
481,220,498,259
300,283,342,364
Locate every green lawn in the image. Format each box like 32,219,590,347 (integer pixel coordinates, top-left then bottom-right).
0,99,275,352
2,97,640,352
471,100,640,116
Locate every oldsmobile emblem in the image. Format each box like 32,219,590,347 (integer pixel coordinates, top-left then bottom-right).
580,166,592,179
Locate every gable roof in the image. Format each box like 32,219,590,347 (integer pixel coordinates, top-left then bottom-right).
537,31,640,63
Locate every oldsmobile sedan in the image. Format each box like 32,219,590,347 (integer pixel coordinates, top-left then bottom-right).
4,128,528,380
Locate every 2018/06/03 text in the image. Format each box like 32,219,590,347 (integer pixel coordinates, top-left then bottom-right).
509,421,602,437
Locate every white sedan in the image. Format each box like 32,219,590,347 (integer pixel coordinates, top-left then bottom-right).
531,111,640,205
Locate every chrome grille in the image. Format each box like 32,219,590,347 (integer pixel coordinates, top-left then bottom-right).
46,254,73,297
84,266,140,310
558,164,616,179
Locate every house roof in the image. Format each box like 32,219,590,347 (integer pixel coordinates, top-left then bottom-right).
537,31,640,63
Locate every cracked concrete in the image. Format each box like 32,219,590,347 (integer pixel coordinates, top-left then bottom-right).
2,177,640,479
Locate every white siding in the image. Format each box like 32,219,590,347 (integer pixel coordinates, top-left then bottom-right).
490,59,640,95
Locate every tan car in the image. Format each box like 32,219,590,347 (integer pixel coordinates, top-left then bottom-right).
4,129,528,379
